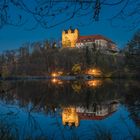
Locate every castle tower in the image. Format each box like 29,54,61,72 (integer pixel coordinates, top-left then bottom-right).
62,28,79,48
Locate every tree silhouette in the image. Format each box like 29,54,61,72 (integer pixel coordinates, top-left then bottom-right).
124,29,140,71
0,0,140,29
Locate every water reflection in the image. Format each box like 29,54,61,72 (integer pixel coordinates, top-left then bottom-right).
51,78,63,84
0,79,139,140
86,79,102,88
76,100,119,120
71,81,82,93
62,100,119,127
62,107,79,127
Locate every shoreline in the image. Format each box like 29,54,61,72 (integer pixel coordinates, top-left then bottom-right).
0,75,139,81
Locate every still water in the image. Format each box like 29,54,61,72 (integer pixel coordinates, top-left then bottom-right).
0,79,140,140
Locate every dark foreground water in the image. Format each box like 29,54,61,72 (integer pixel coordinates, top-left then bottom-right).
0,79,140,140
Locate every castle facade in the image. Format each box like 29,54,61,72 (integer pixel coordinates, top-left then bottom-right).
62,28,118,52
62,28,79,48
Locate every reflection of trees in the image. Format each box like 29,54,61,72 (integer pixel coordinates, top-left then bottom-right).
22,112,47,140
90,124,112,140
0,79,125,112
0,79,139,139
0,106,19,140
124,80,140,128
0,81,16,104
0,119,18,140
0,91,48,139
71,81,82,93
119,115,140,140
0,79,124,139
0,107,49,140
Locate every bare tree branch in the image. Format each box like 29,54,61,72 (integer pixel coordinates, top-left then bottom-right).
0,0,140,29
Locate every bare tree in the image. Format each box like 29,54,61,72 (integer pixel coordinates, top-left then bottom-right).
0,0,140,29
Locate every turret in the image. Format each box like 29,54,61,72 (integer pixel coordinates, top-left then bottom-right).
62,27,80,48
74,28,79,34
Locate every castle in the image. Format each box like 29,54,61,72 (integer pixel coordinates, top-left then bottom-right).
62,28,79,48
62,28,118,52
62,100,119,127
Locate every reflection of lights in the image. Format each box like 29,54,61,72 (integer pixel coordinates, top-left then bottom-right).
87,80,102,87
51,78,57,83
92,69,96,73
58,80,63,85
51,78,63,84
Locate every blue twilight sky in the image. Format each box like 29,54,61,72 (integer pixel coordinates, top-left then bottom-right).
0,1,138,52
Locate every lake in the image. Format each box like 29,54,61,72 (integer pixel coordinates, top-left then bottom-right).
0,79,140,140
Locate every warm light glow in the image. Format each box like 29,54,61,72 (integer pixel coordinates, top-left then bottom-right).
57,71,63,75
51,78,63,84
51,73,57,77
51,71,63,77
86,68,102,77
57,80,63,85
92,69,96,73
51,78,57,83
87,80,102,88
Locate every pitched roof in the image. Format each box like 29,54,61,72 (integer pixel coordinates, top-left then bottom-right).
77,34,114,43
78,111,115,120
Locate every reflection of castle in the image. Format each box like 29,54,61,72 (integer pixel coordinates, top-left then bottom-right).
62,107,79,127
62,101,119,127
77,101,119,120
62,28,118,52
